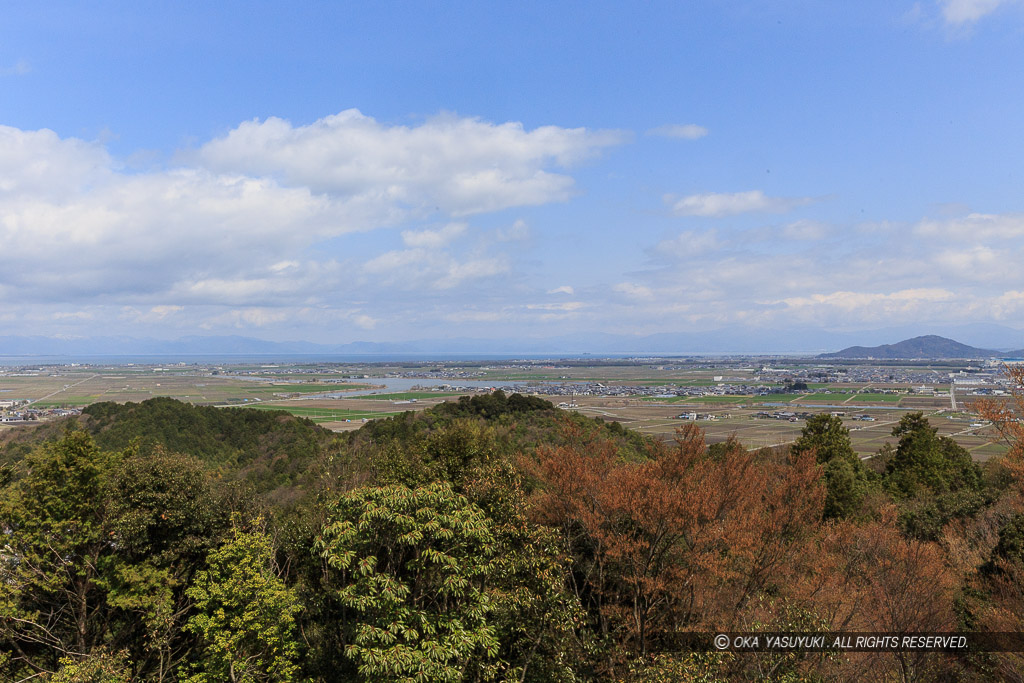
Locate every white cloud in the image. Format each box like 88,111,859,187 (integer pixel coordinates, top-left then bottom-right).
444,310,504,323
932,246,1000,275
495,219,530,242
173,277,301,303
9,110,1024,342
781,220,829,241
647,124,708,140
0,60,30,76
401,222,467,248
593,204,1024,332
118,305,186,324
913,212,1024,240
0,167,340,303
148,305,183,320
0,125,111,197
777,288,955,311
525,302,585,311
204,308,291,328
991,290,1024,318
666,190,812,217
435,258,506,289
195,109,625,216
363,246,506,291
352,314,378,330
614,282,654,299
652,229,720,259
0,113,608,331
939,0,1018,25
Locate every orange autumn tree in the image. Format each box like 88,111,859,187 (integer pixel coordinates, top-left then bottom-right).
976,364,1024,489
968,366,1024,679
527,421,824,662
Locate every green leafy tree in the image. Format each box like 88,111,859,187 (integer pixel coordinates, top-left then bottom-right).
884,412,985,539
374,419,500,490
792,414,870,518
184,521,301,683
0,431,119,677
316,482,500,682
991,513,1024,568
49,649,133,683
792,414,857,466
105,449,223,680
462,461,589,682
887,412,981,496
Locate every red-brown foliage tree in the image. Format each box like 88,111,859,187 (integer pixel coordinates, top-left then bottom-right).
527,421,825,669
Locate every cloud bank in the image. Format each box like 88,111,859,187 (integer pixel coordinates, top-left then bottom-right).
647,124,708,140
0,114,622,338
666,190,813,217
196,110,625,216
4,111,1024,344
939,0,1019,25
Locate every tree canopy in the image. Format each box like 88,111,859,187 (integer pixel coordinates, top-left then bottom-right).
0,393,1018,681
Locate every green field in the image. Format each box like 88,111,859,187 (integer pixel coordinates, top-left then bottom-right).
851,392,904,403
639,395,747,404
349,391,463,401
235,384,373,397
680,396,753,405
32,395,101,408
478,373,564,380
793,392,903,403
628,379,742,387
239,404,402,423
753,393,807,403
640,395,703,403
642,393,807,405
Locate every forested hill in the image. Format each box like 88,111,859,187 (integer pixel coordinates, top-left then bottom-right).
0,392,644,502
0,397,344,501
2,391,1023,680
819,334,999,359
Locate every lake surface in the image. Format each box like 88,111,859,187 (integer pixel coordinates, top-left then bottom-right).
0,353,631,367
309,377,545,398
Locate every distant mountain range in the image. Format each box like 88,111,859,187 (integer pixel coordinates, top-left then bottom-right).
2,329,1024,360
819,335,1016,360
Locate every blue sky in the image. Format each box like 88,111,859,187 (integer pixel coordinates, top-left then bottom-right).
2,0,1024,348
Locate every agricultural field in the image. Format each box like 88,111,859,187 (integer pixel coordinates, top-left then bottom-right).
250,395,460,430
0,365,373,408
568,394,1005,460
239,403,402,425
0,356,1012,459
353,391,462,401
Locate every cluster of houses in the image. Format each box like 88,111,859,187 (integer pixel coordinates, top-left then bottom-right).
751,409,880,425
0,399,79,424
675,412,721,421
755,410,815,422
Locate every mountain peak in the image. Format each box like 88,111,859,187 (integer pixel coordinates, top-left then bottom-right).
819,335,998,359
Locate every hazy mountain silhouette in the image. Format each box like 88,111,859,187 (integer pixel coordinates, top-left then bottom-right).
818,335,1001,359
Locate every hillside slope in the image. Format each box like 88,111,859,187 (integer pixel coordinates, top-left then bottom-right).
819,335,999,359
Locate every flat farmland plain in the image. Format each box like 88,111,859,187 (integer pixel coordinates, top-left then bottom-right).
564,393,1007,460
251,395,459,431
0,358,1013,461
0,367,373,407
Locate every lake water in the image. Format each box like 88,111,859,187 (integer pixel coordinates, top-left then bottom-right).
0,352,629,367
310,377,542,398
